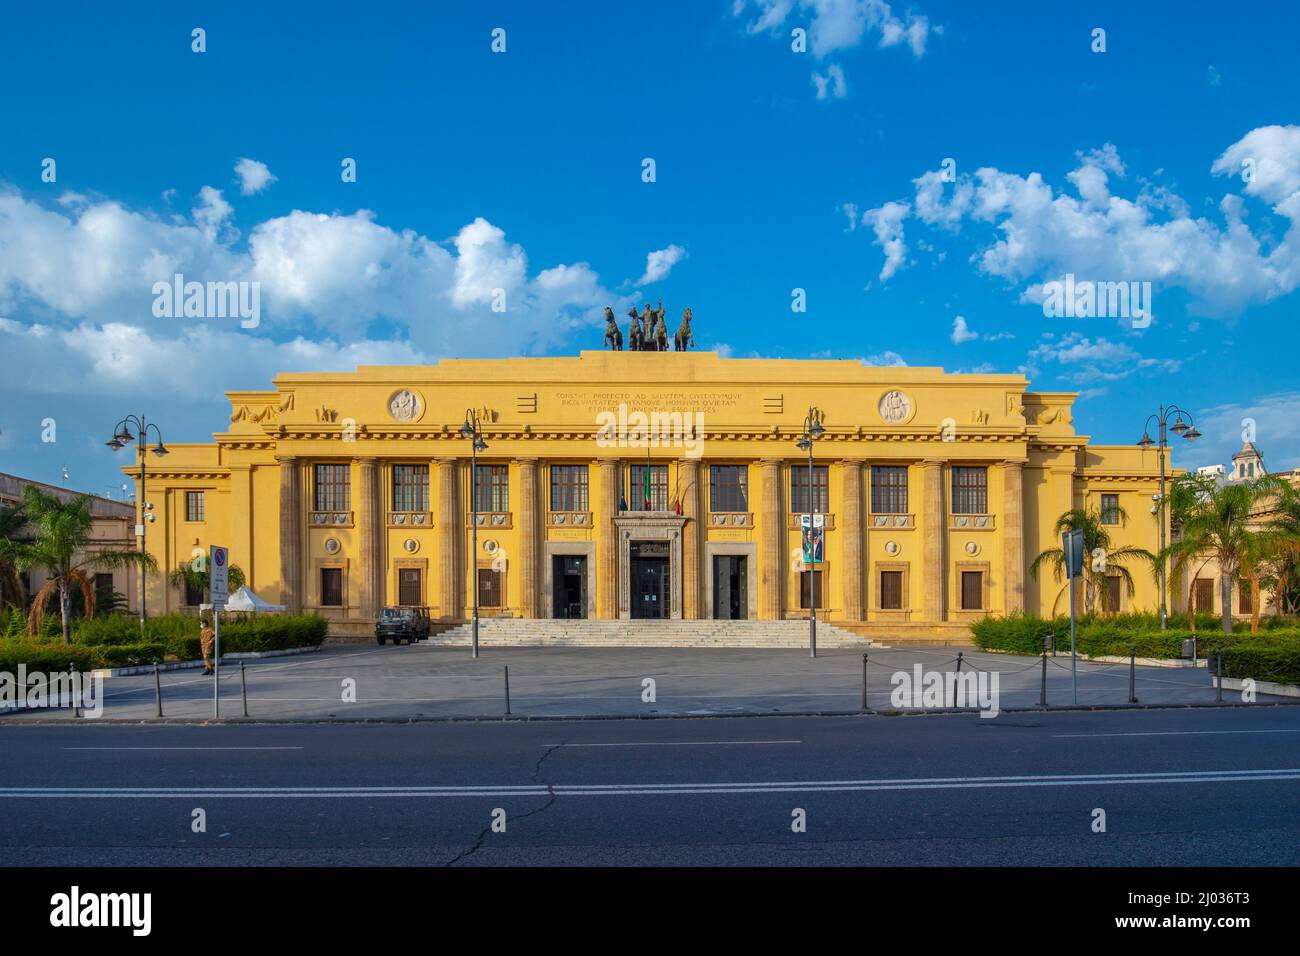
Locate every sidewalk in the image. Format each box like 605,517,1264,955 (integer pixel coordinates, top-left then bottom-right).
1,642,1292,722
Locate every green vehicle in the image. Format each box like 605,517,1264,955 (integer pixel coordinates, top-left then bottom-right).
375,606,430,645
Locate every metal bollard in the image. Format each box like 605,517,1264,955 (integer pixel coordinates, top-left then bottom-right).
1216,642,1224,702
240,660,249,718
504,665,511,715
1128,646,1138,703
953,652,963,707
861,653,869,711
154,661,163,718
1040,650,1047,707
70,661,82,718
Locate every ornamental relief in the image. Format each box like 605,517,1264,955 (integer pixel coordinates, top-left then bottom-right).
878,390,915,425
387,389,424,423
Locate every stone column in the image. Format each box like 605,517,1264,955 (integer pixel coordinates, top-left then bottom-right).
277,456,302,613
680,457,701,619
230,464,253,589
437,457,460,620
759,458,784,620
356,457,382,619
1003,458,1027,615
596,459,619,619
518,458,540,618
840,459,864,621
922,459,946,623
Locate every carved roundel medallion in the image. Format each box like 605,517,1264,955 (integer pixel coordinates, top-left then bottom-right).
387,388,425,423
878,389,915,425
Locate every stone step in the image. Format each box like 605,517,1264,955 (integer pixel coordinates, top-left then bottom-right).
419,618,883,649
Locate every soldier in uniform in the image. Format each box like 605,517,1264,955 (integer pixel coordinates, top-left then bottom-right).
200,611,216,675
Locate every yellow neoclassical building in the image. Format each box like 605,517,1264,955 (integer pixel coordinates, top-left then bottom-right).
128,351,1168,639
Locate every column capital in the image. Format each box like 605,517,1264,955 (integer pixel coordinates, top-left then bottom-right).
921,458,947,467
274,454,298,464
1002,457,1029,467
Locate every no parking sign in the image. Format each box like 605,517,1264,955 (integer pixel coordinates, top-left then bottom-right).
209,545,229,608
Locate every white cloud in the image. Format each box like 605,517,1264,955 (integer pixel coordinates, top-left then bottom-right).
636,244,688,285
1021,332,1181,387
860,201,909,280
950,315,979,344
811,63,847,100
854,126,1300,317
860,350,907,366
234,158,277,196
736,0,932,98
0,183,627,406
1190,391,1300,472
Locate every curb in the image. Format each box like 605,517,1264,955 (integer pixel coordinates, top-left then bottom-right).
4,698,1299,726
91,645,322,679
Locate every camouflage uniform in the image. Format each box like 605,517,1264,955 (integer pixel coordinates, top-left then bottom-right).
200,625,216,674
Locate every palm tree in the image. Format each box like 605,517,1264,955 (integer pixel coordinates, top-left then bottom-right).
0,486,156,643
1162,475,1291,635
1264,480,1300,620
0,502,31,609
167,560,246,606
1030,506,1157,615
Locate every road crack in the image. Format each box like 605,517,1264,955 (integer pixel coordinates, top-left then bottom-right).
443,740,563,866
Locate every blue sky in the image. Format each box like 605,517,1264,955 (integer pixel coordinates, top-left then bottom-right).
2,0,1298,497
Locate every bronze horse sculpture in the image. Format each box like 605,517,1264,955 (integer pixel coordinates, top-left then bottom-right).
626,307,643,350
674,308,694,351
603,306,623,350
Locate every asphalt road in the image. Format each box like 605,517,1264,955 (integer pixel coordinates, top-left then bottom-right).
2,706,1299,865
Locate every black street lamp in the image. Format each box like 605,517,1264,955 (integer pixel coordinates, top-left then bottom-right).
796,406,826,659
460,409,489,659
106,415,168,632
1138,404,1200,630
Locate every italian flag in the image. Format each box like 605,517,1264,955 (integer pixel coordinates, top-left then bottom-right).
643,459,652,510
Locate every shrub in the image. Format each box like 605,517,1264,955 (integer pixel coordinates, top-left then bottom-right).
0,641,97,673
1223,644,1300,685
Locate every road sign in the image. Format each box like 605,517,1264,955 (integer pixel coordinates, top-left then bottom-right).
209,545,229,607
1062,529,1085,579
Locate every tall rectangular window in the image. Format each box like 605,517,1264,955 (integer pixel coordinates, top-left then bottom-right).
879,570,904,610
185,491,205,521
1194,578,1215,613
871,466,908,514
314,464,351,512
478,568,503,608
960,570,984,610
710,465,749,512
799,569,825,609
791,465,829,514
398,568,422,606
1100,493,1120,525
1104,576,1122,614
320,567,343,607
549,464,589,512
629,464,669,512
1239,579,1253,614
392,464,429,512
951,467,988,515
474,465,510,512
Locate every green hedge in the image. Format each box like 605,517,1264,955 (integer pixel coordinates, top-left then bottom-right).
0,613,327,670
1223,644,1300,685
972,614,1300,686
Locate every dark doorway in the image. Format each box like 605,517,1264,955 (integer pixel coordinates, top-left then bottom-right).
631,541,670,619
712,555,748,619
398,568,422,606
552,554,588,619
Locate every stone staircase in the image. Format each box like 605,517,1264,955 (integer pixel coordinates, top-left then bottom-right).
419,618,885,649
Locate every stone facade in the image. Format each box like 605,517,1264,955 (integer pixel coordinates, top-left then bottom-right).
126,352,1169,637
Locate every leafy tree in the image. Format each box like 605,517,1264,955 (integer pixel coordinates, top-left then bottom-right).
167,559,246,606
0,502,31,609
1030,506,1157,615
0,486,156,643
1162,475,1295,635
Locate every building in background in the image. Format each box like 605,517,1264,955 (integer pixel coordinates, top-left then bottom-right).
127,352,1168,639
0,472,137,613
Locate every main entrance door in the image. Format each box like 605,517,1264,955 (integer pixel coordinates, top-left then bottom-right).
552,554,588,619
712,555,748,619
630,541,670,619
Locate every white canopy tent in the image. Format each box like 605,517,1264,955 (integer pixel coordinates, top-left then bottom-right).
201,586,286,613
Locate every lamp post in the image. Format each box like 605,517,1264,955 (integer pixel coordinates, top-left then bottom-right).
106,416,168,633
460,409,489,659
1138,405,1200,630
796,406,826,658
